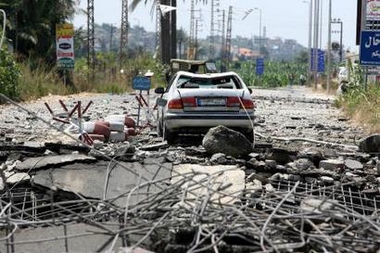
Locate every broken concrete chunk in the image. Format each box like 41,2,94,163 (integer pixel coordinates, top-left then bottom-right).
344,159,364,171
359,134,380,153
267,148,295,165
5,172,30,184
210,153,227,164
171,164,245,207
15,154,97,171
202,125,253,158
319,176,334,185
32,159,172,207
300,198,337,213
319,159,345,171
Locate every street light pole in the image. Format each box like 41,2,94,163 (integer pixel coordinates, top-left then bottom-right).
254,7,262,49
305,0,313,87
339,21,343,62
313,0,320,90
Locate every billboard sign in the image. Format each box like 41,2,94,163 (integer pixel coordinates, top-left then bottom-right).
366,0,380,21
56,23,74,69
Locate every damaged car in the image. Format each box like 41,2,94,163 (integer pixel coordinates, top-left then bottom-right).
155,71,255,144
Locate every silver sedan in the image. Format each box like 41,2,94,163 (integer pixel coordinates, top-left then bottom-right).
155,71,255,144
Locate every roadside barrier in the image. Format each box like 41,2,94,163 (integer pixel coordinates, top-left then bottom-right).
44,100,139,145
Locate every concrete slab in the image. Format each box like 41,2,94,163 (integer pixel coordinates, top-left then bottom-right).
32,158,172,207
15,154,97,171
171,164,245,208
0,222,124,253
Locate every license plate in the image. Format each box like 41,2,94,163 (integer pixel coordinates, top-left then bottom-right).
197,98,225,106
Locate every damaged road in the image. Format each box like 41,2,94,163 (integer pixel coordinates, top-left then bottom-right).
1,86,380,253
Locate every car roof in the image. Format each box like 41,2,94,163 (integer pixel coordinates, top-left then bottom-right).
175,71,239,78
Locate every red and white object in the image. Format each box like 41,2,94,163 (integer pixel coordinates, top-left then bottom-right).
98,121,125,132
83,121,111,138
104,115,136,128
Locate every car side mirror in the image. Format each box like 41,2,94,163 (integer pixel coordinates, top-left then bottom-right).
155,87,165,94
156,97,167,106
248,88,253,94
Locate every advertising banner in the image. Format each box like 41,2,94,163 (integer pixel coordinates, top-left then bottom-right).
56,23,74,69
366,0,380,21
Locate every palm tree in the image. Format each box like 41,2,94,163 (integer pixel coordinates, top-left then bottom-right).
129,0,207,64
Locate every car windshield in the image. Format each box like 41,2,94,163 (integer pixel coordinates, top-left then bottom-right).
177,75,241,89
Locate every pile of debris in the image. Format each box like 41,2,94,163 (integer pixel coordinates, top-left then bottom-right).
1,125,380,252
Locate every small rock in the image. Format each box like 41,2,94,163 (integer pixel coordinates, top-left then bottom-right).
359,134,380,153
320,176,334,185
345,159,364,171
6,172,30,184
264,183,275,193
210,153,227,164
319,159,345,171
265,159,277,169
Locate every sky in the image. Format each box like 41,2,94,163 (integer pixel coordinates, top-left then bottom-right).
73,0,359,52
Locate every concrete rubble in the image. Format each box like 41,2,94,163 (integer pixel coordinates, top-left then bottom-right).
1,89,380,252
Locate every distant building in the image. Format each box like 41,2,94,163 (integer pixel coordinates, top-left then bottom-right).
237,47,261,60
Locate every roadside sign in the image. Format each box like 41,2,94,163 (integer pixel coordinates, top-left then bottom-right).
310,48,325,72
56,24,74,69
256,58,264,76
360,30,380,66
133,76,151,91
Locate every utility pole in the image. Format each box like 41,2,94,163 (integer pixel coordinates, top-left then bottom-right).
221,9,226,62
87,0,95,83
110,23,114,52
119,0,128,69
171,0,177,60
155,0,161,61
307,0,312,87
224,6,232,70
313,0,320,90
209,0,219,60
189,0,195,59
326,0,332,93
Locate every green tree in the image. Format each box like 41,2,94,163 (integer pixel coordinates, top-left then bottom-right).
0,49,21,100
1,0,78,66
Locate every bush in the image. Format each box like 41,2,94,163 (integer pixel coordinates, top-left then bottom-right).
0,50,21,101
